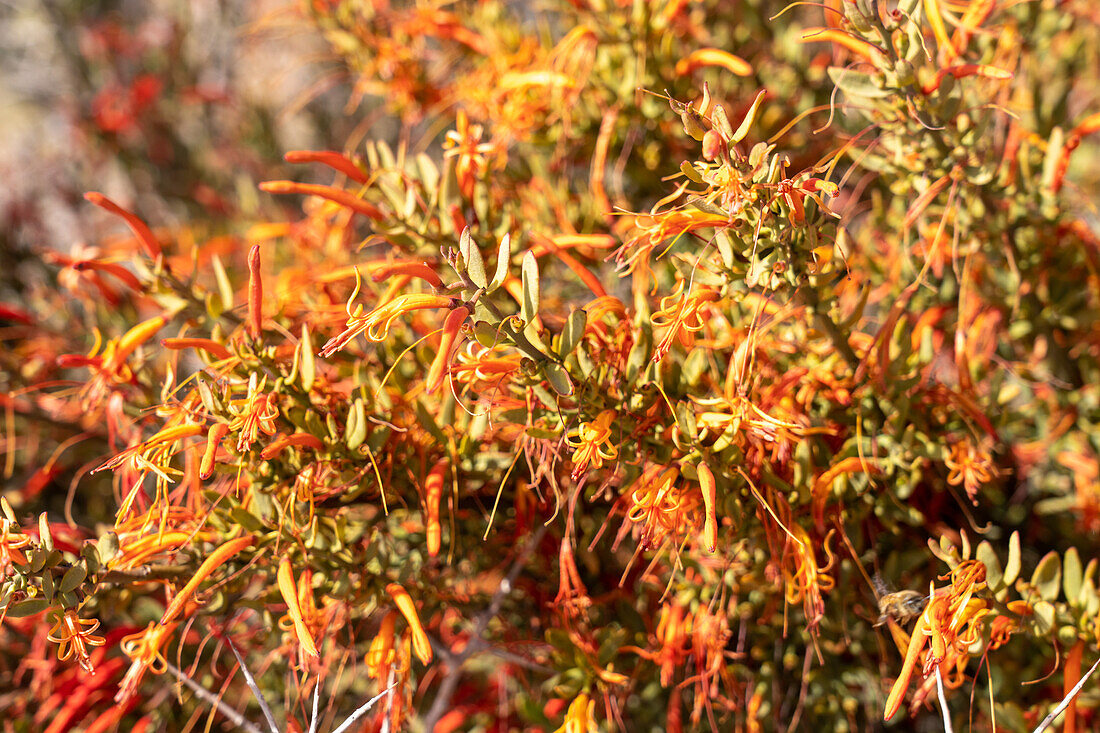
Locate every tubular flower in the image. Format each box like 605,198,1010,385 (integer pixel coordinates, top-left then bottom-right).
883,560,990,721
47,609,106,674
116,621,178,702
425,305,471,394
613,209,728,275
655,601,692,686
691,603,732,702
451,343,522,389
386,583,433,664
0,515,31,575
159,535,254,626
552,693,598,733
781,526,836,634
554,537,592,618
96,423,204,476
369,261,444,289
277,557,319,660
366,611,400,681
565,409,619,480
320,277,455,357
423,460,447,557
944,438,999,504
443,109,505,199
651,280,721,362
59,314,169,409
109,530,207,571
697,461,718,552
228,373,279,452
626,465,700,550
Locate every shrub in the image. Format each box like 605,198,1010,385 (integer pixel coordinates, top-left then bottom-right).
2,0,1100,730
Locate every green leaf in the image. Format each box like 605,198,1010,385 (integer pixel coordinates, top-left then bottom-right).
544,363,574,396
712,103,734,141
557,309,587,359
716,230,736,270
211,254,234,311
415,400,448,447
1064,547,1083,604
346,398,367,451
488,234,511,292
732,90,767,143
1031,551,1062,602
300,325,315,392
675,401,698,441
59,564,87,595
827,67,890,98
1032,600,1056,634
97,531,120,565
39,513,53,552
473,320,499,348
976,541,1003,591
41,567,55,602
521,251,540,323
5,598,50,618
459,228,487,289
1004,531,1021,586
680,161,704,184
1041,127,1065,192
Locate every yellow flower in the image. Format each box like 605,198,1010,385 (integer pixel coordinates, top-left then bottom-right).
884,561,989,721
553,693,597,733
626,465,699,550
651,280,721,362
565,410,618,479
321,283,455,357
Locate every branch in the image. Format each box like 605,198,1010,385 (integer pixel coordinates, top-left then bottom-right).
420,524,548,730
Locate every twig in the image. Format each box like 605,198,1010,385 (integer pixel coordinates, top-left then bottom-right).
164,661,264,733
420,524,548,730
308,676,321,733
935,666,954,733
226,636,280,733
1031,656,1100,733
331,685,397,733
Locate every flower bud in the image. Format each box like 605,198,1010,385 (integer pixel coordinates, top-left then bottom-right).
702,130,724,161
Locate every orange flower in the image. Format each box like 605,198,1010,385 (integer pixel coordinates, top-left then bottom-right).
47,609,106,673
386,582,433,664
552,693,597,733
655,601,692,686
565,410,618,480
426,306,471,394
366,611,399,680
782,526,836,633
277,556,320,660
626,465,700,550
443,109,505,199
945,438,998,504
697,461,718,552
320,271,455,357
116,621,178,702
614,209,728,275
59,314,169,409
0,513,31,574
883,560,989,721
228,373,279,452
651,280,721,362
160,535,253,626
451,343,522,389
